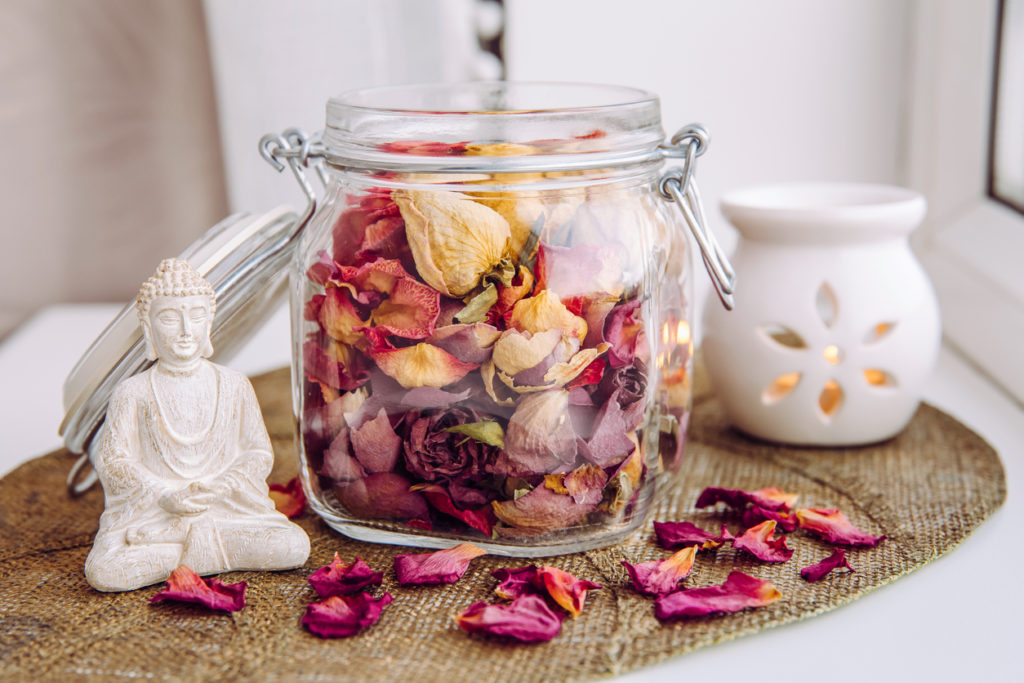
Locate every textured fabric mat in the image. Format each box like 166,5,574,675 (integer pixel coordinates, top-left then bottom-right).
0,365,1006,682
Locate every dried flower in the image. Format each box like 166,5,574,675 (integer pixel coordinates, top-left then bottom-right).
302,592,393,638
428,323,501,365
455,594,564,643
731,520,794,563
795,508,886,547
415,483,496,536
801,549,855,583
308,553,383,597
508,290,588,341
394,543,488,585
393,189,512,297
654,571,781,621
268,477,306,518
150,566,246,612
404,407,499,485
653,521,726,550
622,546,698,597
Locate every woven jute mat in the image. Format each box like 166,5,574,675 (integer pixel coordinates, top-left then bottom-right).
0,364,1006,682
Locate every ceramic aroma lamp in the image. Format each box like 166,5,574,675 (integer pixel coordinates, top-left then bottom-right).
703,182,941,446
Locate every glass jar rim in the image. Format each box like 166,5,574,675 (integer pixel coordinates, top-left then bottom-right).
323,81,666,173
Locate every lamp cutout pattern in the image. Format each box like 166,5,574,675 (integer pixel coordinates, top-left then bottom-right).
757,282,898,423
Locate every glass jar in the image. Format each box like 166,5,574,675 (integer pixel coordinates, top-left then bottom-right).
287,82,732,555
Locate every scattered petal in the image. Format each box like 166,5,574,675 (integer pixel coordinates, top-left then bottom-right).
302,592,393,639
696,486,798,512
491,566,540,600
308,553,384,597
622,546,697,597
801,549,855,583
742,505,798,533
394,542,488,585
653,521,725,550
455,594,564,643
368,342,478,389
731,520,794,563
654,571,781,621
150,566,246,612
535,566,602,618
796,508,886,547
268,477,306,518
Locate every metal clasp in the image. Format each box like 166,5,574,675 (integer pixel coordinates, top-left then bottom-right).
659,124,736,310
259,128,328,229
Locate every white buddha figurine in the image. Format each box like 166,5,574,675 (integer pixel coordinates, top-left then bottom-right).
85,258,310,592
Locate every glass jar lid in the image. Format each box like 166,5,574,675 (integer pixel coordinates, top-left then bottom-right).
60,206,300,463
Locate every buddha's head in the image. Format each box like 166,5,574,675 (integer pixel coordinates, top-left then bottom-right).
136,259,216,365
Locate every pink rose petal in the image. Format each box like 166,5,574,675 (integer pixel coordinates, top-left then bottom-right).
603,300,643,368
394,542,488,585
742,505,799,532
150,566,246,612
622,546,697,597
795,508,886,547
731,520,794,563
370,275,440,339
455,594,564,643
303,339,370,392
349,408,402,473
695,486,798,512
653,521,726,550
654,571,781,621
320,427,365,482
308,553,384,597
801,549,855,582
562,463,609,506
334,472,430,522
302,592,393,638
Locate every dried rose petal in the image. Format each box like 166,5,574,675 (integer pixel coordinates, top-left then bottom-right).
731,520,794,563
368,342,478,389
742,505,798,533
349,408,402,473
150,566,246,612
536,566,602,618
494,265,535,317
334,472,430,522
534,242,623,298
654,571,781,621
370,275,441,340
303,339,369,392
455,594,564,643
603,300,643,368
320,286,369,346
509,290,588,341
320,427,364,482
578,390,639,467
308,553,384,597
268,477,306,518
394,543,488,585
302,592,393,639
801,549,855,583
562,463,608,506
622,545,697,597
493,390,577,476
416,483,496,536
795,508,886,547
695,486,798,512
428,323,501,364
653,521,725,550
491,484,597,532
491,566,540,600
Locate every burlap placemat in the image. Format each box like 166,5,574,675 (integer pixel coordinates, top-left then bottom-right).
0,364,1006,682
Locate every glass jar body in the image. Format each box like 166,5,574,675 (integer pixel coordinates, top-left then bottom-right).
291,88,695,555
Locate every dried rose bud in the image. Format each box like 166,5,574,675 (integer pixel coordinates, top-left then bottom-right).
268,477,306,518
308,553,383,597
622,546,698,597
455,594,564,643
801,549,855,583
393,189,511,297
150,566,246,612
731,520,794,563
535,566,602,618
795,508,886,547
654,571,781,621
394,543,488,585
653,521,726,550
302,592,393,639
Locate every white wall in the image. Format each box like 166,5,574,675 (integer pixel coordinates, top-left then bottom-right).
506,0,911,312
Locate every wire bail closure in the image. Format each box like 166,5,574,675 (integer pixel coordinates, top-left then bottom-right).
659,125,736,310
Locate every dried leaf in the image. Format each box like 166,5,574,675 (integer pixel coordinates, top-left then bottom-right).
455,283,499,324
443,420,505,448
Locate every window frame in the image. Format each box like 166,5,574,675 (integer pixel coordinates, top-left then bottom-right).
908,0,1024,405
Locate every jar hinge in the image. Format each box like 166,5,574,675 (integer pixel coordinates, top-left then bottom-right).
659,125,736,310
259,128,329,230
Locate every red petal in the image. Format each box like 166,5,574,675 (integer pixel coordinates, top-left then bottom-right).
536,566,602,618
303,339,369,392
742,505,799,532
695,486,798,512
622,546,697,597
394,543,487,585
801,549,855,582
418,483,496,536
370,276,440,339
565,357,606,390
150,565,246,612
268,477,306,518
731,520,794,563
491,566,540,600
302,592,393,638
308,553,384,597
603,300,643,368
455,594,564,642
349,408,402,473
320,286,370,346
653,521,725,550
796,508,886,547
654,571,781,621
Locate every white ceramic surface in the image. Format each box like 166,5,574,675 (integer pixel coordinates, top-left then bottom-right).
704,182,940,445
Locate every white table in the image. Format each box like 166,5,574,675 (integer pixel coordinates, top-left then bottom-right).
1,304,1020,682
